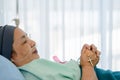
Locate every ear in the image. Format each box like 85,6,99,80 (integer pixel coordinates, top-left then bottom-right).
11,51,17,61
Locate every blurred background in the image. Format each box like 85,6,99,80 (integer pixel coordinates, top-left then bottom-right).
0,0,120,71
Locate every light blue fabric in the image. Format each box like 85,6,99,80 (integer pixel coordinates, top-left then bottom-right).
0,55,25,80
19,58,81,80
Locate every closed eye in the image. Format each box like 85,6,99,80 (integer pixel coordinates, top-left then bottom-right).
23,40,27,44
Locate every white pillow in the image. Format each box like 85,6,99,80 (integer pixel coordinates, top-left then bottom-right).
0,55,25,80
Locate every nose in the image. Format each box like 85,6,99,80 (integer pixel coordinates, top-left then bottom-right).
29,39,36,47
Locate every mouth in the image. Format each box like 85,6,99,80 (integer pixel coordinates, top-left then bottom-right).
32,49,38,54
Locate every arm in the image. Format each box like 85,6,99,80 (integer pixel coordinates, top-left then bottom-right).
80,44,100,80
81,66,98,80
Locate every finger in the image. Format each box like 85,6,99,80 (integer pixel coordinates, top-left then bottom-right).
83,44,90,49
86,49,92,56
90,44,97,53
81,44,90,53
96,50,101,57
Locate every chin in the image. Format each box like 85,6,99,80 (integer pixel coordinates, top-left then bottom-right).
33,54,40,59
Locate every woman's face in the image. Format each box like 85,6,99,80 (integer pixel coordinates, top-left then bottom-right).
11,28,40,67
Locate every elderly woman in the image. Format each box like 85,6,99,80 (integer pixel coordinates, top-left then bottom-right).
1,25,118,80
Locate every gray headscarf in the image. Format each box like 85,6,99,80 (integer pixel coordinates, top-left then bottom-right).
0,25,16,60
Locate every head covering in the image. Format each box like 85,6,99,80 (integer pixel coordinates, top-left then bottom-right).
0,25,16,60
